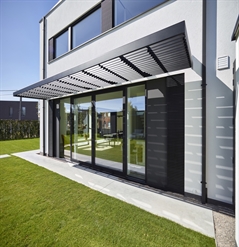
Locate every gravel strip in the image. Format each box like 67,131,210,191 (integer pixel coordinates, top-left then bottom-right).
213,211,235,247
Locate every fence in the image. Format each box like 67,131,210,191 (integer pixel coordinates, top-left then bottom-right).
0,120,39,140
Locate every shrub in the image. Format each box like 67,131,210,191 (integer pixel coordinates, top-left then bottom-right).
0,120,39,140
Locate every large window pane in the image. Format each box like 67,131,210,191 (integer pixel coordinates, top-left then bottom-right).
60,98,71,158
72,8,101,48
55,30,68,58
95,91,123,171
115,0,166,25
127,85,145,179
72,97,92,163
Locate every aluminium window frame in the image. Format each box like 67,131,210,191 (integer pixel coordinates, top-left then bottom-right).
113,0,169,27
48,3,102,62
70,4,102,50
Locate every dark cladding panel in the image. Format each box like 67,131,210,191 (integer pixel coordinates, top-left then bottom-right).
147,78,168,188
146,75,184,194
101,0,113,33
48,38,54,62
166,75,184,194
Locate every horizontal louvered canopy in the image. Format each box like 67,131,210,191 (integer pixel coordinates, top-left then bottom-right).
14,21,192,100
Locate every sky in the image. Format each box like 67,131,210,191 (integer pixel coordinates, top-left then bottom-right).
0,0,59,101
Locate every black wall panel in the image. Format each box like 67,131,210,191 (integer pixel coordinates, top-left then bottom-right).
166,76,184,194
146,75,184,194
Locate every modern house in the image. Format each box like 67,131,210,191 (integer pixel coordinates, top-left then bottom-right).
232,15,239,247
0,100,38,120
14,0,238,211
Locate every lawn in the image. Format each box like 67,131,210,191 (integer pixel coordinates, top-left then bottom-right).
0,138,39,155
0,139,215,246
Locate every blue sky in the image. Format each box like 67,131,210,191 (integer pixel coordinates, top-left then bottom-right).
0,0,58,101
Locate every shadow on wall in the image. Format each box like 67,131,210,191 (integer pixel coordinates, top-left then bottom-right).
185,54,234,205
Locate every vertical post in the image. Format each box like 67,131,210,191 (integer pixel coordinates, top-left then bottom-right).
18,97,22,120
92,94,96,167
42,16,46,156
201,0,207,204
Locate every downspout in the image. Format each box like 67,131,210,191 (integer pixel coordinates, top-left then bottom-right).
201,0,207,204
42,16,46,156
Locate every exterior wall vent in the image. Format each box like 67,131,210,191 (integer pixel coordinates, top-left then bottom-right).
218,56,229,70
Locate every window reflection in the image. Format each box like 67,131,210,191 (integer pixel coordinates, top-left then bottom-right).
55,30,68,58
21,107,26,117
72,97,92,163
115,0,166,25
95,91,123,171
72,8,101,48
127,85,145,179
59,98,71,158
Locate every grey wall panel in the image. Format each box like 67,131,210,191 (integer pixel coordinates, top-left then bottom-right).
101,0,113,33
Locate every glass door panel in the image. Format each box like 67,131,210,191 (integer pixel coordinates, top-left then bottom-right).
127,85,145,179
59,98,71,158
95,91,123,171
72,96,92,163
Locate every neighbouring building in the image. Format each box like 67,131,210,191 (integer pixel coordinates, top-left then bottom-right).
0,100,38,120
14,0,238,213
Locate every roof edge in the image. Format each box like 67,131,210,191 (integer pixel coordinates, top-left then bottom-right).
14,21,191,100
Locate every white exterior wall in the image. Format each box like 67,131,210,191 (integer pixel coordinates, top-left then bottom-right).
235,24,239,247
41,0,238,204
206,0,238,204
39,19,44,155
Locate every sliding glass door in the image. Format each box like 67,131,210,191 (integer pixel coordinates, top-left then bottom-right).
127,85,145,179
72,96,92,163
95,91,123,171
59,98,71,158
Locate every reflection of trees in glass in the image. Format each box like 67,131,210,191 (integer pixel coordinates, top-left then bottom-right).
77,106,89,136
128,101,144,137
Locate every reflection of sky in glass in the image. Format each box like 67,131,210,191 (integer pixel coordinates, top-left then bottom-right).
75,103,91,112
64,97,144,112
96,98,122,113
63,103,71,113
115,0,165,25
128,96,145,110
72,8,101,48
55,31,68,58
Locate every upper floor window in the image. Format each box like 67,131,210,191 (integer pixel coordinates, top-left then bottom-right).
9,107,13,117
115,0,166,25
72,8,101,49
21,107,26,117
55,30,68,58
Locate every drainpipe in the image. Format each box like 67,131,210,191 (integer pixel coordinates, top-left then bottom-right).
201,0,207,204
42,16,46,156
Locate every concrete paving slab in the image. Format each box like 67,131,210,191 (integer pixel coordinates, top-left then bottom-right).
0,154,11,159
13,150,215,238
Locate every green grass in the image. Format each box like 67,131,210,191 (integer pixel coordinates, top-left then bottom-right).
0,157,215,246
0,138,39,155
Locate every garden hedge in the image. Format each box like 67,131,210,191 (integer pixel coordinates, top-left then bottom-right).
0,120,39,140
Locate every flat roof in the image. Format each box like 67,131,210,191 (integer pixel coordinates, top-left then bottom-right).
14,21,192,100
